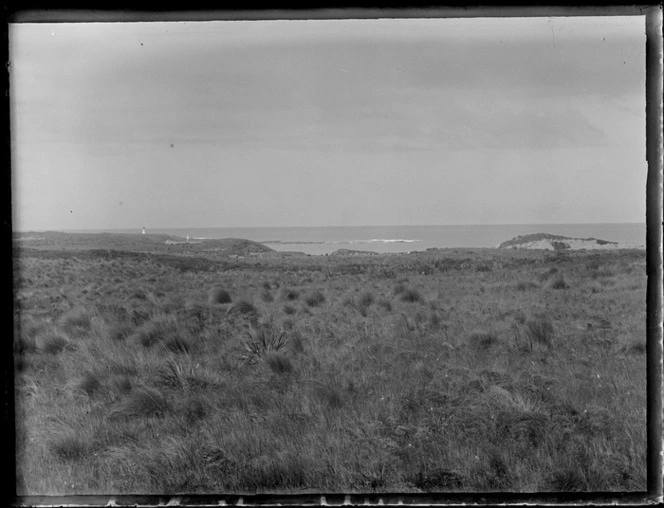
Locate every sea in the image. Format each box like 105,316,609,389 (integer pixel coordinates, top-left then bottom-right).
68,223,646,256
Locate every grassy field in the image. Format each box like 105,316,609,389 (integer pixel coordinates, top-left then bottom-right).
13,235,647,494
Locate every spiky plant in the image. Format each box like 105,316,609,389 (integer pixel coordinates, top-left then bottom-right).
241,326,289,365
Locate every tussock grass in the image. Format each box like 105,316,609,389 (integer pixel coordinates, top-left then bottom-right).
14,246,646,494
281,288,300,301
110,375,132,394
468,330,501,350
108,388,170,420
35,330,73,354
15,317,47,354
400,288,423,303
265,352,294,375
313,383,345,409
227,299,257,315
104,321,133,342
393,282,407,295
377,298,392,312
303,290,325,307
621,339,646,355
208,287,232,305
76,371,102,397
59,306,93,336
130,316,181,349
546,274,569,290
241,326,289,364
50,428,95,461
163,334,191,354
515,281,539,291
526,315,555,349
358,291,374,308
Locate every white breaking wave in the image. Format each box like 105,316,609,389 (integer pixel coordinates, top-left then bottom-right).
350,239,421,244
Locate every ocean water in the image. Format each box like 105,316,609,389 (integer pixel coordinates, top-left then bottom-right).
74,223,646,255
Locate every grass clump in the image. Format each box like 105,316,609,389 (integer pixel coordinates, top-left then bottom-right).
377,298,392,312
515,281,538,291
131,317,180,349
400,288,423,303
314,383,345,409
281,288,300,301
49,430,94,461
241,326,289,364
105,321,133,342
469,330,500,350
358,291,375,308
393,282,407,295
227,299,257,315
59,306,93,336
546,273,569,290
109,388,170,420
527,315,555,349
621,339,646,355
35,331,73,354
163,334,191,354
265,352,294,375
303,290,325,307
208,287,232,304
77,371,102,397
15,317,47,354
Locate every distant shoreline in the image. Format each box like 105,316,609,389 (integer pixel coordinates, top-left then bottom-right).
13,230,645,256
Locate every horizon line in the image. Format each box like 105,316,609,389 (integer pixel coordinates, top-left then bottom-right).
14,221,646,233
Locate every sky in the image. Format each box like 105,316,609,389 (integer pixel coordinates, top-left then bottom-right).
10,16,647,230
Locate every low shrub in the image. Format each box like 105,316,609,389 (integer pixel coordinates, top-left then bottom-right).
283,305,296,315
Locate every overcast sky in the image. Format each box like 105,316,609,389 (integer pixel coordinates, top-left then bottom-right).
10,16,646,230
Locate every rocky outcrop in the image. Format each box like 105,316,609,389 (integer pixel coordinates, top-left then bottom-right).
498,233,640,250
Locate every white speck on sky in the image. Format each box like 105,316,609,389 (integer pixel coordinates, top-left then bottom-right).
10,16,646,230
